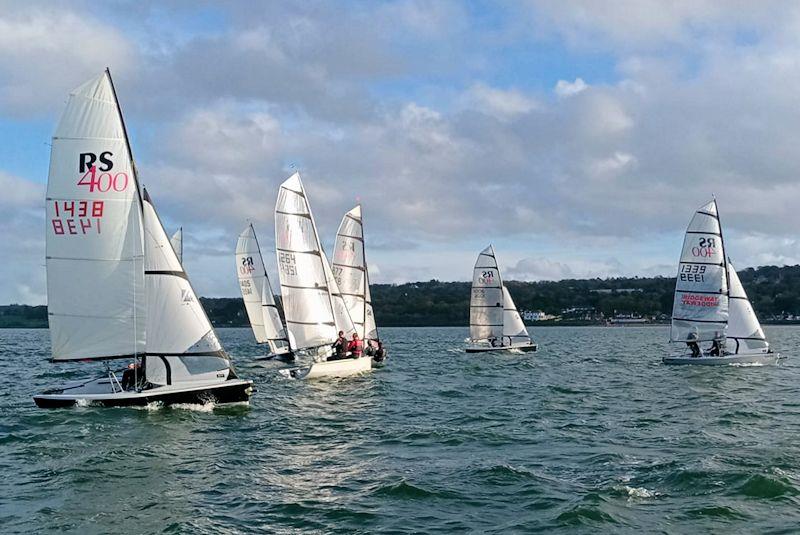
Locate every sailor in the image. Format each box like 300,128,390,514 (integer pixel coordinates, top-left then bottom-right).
121,361,141,390
686,332,701,358
330,331,347,360
489,336,499,347
348,333,364,358
374,340,386,361
708,331,725,356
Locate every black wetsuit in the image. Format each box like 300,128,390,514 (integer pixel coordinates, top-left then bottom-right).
330,337,348,360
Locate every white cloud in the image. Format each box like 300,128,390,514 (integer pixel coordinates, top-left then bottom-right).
465,83,541,120
555,77,588,98
0,7,135,117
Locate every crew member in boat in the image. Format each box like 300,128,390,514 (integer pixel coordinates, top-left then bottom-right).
347,333,364,358
330,331,348,360
366,339,386,361
121,361,142,390
708,332,725,356
686,332,701,358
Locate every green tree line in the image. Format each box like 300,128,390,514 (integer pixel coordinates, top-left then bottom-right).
4,265,800,328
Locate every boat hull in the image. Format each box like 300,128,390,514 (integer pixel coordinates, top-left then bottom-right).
279,356,372,380
466,342,538,354
662,352,781,366
33,378,254,409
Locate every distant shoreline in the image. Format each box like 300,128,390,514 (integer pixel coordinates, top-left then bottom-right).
3,321,800,330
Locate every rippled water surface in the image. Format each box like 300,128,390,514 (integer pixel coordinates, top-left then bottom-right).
3,326,800,533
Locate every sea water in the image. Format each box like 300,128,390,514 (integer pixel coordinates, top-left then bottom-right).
2,326,800,533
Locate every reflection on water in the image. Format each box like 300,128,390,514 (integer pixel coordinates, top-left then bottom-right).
2,326,800,533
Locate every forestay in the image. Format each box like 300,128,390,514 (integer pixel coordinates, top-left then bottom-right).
274,173,339,350
670,200,729,343
170,227,182,264
470,245,504,342
502,286,531,346
333,205,378,340
727,261,769,354
142,190,228,385
235,224,289,353
46,71,146,361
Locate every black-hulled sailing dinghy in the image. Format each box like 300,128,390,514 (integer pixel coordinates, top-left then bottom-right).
466,245,537,353
34,70,252,408
663,200,779,366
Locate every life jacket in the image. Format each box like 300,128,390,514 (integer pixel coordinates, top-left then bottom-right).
348,339,364,356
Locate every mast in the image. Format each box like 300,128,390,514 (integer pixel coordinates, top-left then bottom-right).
107,67,144,382
715,198,731,304
105,68,144,215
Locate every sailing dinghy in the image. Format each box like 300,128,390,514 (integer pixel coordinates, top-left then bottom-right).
333,205,387,366
466,245,537,353
235,223,293,360
273,173,371,379
34,70,253,408
170,227,182,264
663,200,779,365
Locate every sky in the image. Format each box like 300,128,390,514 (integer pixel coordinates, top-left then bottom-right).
3,0,800,304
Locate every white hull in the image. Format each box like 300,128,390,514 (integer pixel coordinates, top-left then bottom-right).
466,342,538,354
663,352,781,366
278,356,372,380
34,376,253,408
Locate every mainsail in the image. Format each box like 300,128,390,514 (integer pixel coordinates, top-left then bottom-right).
170,227,183,264
46,71,146,361
502,286,531,346
470,245,504,342
670,200,729,343
235,224,289,353
727,261,769,354
275,173,344,350
333,205,378,340
46,70,230,385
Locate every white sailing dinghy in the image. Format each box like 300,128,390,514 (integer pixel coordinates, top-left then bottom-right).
273,173,371,379
170,227,183,264
333,205,387,366
235,223,293,360
663,200,779,365
34,70,252,408
466,245,537,353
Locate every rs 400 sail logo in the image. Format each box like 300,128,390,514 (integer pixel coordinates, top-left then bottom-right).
691,237,717,258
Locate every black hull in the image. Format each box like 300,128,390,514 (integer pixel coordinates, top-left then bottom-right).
34,380,253,409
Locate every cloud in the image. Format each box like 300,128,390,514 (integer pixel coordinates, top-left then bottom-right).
5,2,800,303
555,77,588,98
0,172,45,303
0,5,135,117
464,83,541,120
